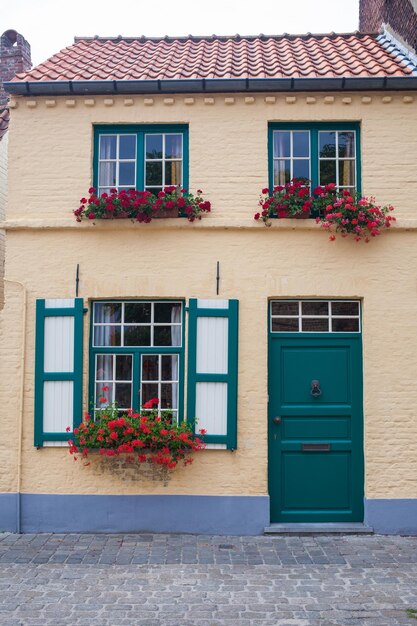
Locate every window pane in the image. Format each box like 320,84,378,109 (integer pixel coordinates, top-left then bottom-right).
142,355,159,381
161,383,177,409
115,383,132,408
116,355,132,381
320,160,337,185
99,135,116,160
119,135,136,159
146,134,163,159
142,383,159,405
96,354,113,380
146,162,163,186
272,318,299,332
274,160,291,186
302,301,329,316
154,326,180,346
125,303,151,323
293,160,310,181
319,132,336,158
119,162,135,186
293,132,309,158
165,135,182,158
339,160,355,188
165,161,182,186
94,326,121,346
332,301,359,316
273,131,290,157
338,132,355,158
94,303,122,323
332,318,360,332
271,301,298,316
161,355,178,381
154,302,181,323
124,326,151,346
302,318,329,332
99,162,116,187
95,382,113,407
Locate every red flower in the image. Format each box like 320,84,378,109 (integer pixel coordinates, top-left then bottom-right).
65,426,71,432
110,431,118,440
99,397,107,403
261,187,270,195
199,428,207,435
143,398,159,409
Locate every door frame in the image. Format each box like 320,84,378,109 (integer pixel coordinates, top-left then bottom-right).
267,299,365,523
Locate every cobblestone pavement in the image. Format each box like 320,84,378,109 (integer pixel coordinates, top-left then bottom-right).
0,533,416,625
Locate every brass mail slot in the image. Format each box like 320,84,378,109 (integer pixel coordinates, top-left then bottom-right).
302,443,331,452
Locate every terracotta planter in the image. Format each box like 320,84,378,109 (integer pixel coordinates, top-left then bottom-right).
152,207,179,219
293,212,311,219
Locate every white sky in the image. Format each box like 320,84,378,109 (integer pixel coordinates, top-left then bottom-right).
7,0,360,67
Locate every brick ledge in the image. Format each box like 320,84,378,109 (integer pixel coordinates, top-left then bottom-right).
1,218,417,231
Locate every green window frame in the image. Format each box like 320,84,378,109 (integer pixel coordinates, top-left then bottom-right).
89,300,185,421
93,124,189,195
268,122,361,194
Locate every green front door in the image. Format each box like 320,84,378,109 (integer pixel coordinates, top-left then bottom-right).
268,301,364,523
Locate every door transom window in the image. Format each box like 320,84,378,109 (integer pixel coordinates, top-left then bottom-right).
270,300,360,333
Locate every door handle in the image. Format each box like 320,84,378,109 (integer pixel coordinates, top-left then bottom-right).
272,416,281,425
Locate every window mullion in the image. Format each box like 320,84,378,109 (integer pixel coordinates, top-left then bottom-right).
335,132,340,189
138,132,145,191
311,129,319,189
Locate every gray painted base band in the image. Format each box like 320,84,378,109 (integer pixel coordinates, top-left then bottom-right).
365,498,417,535
2,495,416,535
0,494,18,533
0,494,270,535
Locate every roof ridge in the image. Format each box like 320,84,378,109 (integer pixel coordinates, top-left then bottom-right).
73,31,376,44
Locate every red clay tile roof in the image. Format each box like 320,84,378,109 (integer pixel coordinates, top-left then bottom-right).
10,33,417,83
0,108,9,140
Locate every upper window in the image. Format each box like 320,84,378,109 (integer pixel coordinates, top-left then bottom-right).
94,125,189,196
269,123,360,193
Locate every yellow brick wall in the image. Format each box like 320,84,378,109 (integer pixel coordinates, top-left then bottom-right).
1,92,417,499
0,131,7,309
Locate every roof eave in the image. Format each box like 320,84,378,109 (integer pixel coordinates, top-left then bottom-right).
5,76,417,96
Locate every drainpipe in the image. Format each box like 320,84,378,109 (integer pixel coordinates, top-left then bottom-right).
4,279,27,533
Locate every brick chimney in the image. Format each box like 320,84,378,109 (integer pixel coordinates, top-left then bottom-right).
359,0,417,54
0,30,31,108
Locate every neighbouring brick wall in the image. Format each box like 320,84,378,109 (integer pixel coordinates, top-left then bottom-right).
360,0,417,53
0,30,31,108
0,132,7,309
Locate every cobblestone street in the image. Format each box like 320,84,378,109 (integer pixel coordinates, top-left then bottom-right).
0,533,416,625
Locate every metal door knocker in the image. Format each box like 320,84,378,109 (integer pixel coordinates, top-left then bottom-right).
310,380,322,397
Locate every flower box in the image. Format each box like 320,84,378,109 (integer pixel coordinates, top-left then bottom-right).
68,397,206,470
74,186,211,223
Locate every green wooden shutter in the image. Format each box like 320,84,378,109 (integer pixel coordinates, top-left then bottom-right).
34,298,84,447
187,299,238,449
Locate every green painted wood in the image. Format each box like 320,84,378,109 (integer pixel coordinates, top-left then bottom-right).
88,299,185,421
268,328,364,523
93,124,189,193
187,299,239,449
268,122,361,195
34,298,84,448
